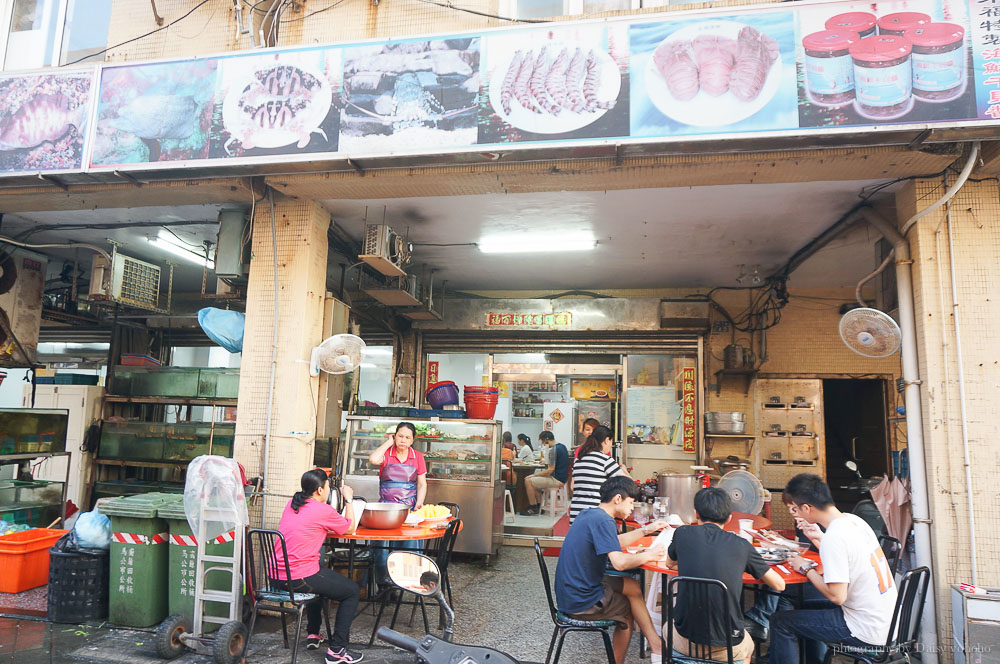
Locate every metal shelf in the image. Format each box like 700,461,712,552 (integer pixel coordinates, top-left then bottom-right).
104,395,238,407
704,434,755,439
0,452,71,463
96,458,191,468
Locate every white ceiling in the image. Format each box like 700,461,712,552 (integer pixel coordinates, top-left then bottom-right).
0,180,896,296
323,180,895,291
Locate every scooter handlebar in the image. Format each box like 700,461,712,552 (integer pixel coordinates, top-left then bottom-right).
376,627,422,652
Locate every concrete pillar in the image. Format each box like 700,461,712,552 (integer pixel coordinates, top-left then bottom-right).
894,178,1000,660
234,194,330,527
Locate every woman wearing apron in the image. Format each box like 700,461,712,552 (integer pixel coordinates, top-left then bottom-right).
368,421,427,584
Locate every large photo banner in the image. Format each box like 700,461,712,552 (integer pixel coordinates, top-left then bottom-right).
0,0,992,176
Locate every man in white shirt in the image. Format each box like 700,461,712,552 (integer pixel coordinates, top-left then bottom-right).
770,474,898,664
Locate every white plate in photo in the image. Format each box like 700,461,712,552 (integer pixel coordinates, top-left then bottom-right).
488,41,621,134
645,20,782,128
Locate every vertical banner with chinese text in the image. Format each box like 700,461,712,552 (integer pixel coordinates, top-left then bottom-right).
681,366,697,453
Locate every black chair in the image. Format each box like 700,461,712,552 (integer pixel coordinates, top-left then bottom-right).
533,538,616,664
246,529,332,664
878,534,903,576
663,576,737,664
821,566,931,664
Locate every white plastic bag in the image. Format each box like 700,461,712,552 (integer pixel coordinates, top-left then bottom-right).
73,511,112,550
184,456,249,541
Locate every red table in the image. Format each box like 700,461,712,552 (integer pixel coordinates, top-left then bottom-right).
625,511,772,534
636,536,820,658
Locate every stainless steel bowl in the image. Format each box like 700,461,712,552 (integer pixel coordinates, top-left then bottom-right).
360,502,409,529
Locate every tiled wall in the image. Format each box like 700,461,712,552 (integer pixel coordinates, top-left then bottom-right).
234,195,331,528
105,0,783,62
901,176,1000,658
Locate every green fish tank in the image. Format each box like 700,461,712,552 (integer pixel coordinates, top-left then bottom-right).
0,409,69,454
112,367,239,399
0,479,64,527
99,422,235,463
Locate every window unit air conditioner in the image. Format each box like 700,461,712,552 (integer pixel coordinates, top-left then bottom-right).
361,272,422,307
359,224,410,277
0,249,47,367
87,244,173,314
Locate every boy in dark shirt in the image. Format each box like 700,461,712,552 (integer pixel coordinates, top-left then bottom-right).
665,488,786,664
555,476,669,664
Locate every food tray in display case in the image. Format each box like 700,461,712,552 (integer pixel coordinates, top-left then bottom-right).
344,417,499,483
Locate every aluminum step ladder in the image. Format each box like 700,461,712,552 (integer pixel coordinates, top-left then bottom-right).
193,504,244,632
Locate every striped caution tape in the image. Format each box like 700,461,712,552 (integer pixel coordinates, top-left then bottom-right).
113,531,167,545
168,531,236,546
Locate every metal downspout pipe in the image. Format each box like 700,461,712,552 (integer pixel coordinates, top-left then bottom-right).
860,207,939,663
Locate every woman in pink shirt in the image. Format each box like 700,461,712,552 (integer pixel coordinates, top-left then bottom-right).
274,469,363,664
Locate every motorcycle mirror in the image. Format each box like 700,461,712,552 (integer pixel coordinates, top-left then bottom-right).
845,460,858,473
387,551,441,597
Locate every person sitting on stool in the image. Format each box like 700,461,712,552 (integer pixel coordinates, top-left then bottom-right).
520,430,568,516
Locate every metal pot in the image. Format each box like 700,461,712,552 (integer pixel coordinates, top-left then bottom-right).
360,502,409,530
657,473,701,524
705,412,748,435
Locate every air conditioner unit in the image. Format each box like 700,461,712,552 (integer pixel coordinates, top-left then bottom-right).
401,273,444,321
0,249,47,367
359,224,410,277
361,272,422,306
88,245,173,313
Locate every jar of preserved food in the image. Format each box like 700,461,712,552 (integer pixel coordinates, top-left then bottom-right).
802,30,858,106
826,12,877,39
850,35,913,119
906,23,966,101
878,12,931,37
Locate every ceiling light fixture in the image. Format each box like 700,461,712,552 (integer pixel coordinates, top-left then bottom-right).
148,231,214,268
478,231,596,254
751,265,762,284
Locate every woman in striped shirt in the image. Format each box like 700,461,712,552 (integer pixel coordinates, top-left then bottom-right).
569,425,631,523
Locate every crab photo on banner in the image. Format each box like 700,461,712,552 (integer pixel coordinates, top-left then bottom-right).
209,48,341,158
796,0,975,128
92,59,219,166
630,11,797,137
338,38,480,153
477,23,630,143
0,71,93,174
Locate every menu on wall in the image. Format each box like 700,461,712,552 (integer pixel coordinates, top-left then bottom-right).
626,385,690,451
0,0,994,177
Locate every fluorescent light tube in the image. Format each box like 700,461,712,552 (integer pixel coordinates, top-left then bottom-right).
478,232,596,254
148,233,214,268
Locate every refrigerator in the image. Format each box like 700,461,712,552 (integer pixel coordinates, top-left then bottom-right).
542,400,578,450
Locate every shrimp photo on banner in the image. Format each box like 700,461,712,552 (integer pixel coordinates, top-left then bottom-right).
477,23,630,144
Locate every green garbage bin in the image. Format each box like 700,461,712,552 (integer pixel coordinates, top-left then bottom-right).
99,493,174,627
159,499,236,632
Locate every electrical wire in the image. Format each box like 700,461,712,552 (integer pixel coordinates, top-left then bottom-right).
407,0,548,23
62,0,214,66
279,0,349,23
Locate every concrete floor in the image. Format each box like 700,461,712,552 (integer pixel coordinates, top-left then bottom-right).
0,545,648,664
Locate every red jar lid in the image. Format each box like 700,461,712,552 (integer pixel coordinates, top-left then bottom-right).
850,35,912,62
877,12,931,32
803,30,858,52
905,22,965,47
825,12,877,33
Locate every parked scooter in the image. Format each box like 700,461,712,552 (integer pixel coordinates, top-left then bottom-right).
376,551,535,664
842,460,887,535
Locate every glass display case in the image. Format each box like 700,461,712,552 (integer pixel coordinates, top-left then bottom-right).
0,408,69,454
99,422,235,463
0,479,65,527
343,416,503,559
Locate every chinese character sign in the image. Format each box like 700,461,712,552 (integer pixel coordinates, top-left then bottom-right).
484,312,573,328
973,0,1000,117
681,367,697,453
427,361,439,386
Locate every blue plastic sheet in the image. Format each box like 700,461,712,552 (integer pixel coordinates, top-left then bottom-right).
197,307,245,353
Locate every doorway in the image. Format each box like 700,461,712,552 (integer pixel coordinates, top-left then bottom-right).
822,378,890,508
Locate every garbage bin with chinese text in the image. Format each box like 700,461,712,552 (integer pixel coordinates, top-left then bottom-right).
98,493,173,627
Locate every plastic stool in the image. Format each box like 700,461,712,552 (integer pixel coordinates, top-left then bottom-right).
541,483,569,518
504,490,516,523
